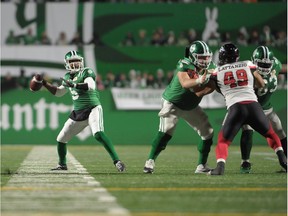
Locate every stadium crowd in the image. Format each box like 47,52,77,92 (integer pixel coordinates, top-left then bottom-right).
1,65,287,93
4,25,287,48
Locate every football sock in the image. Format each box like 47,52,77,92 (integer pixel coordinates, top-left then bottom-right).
94,131,119,161
215,130,231,160
265,126,282,150
197,138,213,165
281,137,287,157
240,130,253,161
57,142,67,165
148,132,172,160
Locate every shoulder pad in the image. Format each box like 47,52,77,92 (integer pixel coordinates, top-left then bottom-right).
177,58,195,71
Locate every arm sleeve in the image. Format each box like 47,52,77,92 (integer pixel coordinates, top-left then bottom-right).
84,76,96,90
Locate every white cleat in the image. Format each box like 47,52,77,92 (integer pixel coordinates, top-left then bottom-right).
143,159,155,174
194,164,211,174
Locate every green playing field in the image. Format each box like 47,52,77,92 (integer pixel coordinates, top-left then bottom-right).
1,145,287,216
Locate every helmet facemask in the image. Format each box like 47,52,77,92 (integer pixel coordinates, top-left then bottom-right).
252,46,274,77
64,51,84,74
190,53,212,70
254,58,273,76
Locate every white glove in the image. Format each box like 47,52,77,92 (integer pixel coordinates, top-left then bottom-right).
196,73,211,85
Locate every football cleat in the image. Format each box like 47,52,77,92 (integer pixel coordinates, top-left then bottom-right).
143,159,155,174
207,161,225,175
276,151,287,172
240,161,252,174
51,164,68,171
114,160,126,172
195,164,211,174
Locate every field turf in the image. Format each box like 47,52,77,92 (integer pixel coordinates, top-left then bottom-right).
1,144,287,216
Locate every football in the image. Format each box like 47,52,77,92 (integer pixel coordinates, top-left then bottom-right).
30,74,43,92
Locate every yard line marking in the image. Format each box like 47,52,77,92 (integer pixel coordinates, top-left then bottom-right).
1,146,129,216
106,187,286,192
1,187,286,192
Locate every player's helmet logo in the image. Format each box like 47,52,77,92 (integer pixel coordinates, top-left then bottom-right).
189,40,212,70
251,46,274,76
64,50,84,74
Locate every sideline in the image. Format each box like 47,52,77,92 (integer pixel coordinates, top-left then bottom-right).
1,146,129,216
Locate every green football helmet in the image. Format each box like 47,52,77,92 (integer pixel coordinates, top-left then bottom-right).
64,50,84,73
189,40,212,69
251,46,274,76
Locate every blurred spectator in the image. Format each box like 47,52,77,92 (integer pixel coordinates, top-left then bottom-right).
16,68,29,89
1,72,17,92
274,30,287,47
129,69,140,88
96,74,105,90
5,30,20,45
39,31,52,45
220,31,231,44
248,28,260,45
22,28,37,45
166,70,174,84
137,29,149,46
260,25,274,46
155,68,166,88
151,27,166,46
206,32,220,47
55,31,68,45
70,31,84,46
121,32,136,46
140,72,148,88
146,73,156,88
104,71,116,88
186,28,198,44
166,31,177,46
87,32,104,46
236,32,248,46
115,73,129,88
177,31,189,46
237,27,249,46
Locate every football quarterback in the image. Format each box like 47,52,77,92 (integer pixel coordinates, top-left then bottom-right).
34,50,126,172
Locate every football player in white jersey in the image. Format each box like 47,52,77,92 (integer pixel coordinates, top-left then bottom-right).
208,43,287,175
39,50,126,172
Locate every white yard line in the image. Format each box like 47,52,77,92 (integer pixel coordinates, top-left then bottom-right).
1,146,130,216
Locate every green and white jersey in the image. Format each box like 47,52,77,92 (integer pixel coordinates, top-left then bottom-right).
256,57,282,110
63,67,101,111
162,57,216,110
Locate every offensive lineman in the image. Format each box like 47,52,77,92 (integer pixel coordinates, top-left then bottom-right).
240,46,287,173
143,40,216,174
38,50,126,172
208,43,287,175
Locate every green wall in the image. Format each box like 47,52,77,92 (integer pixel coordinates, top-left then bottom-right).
1,89,286,146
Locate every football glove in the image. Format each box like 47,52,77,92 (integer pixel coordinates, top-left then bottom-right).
61,77,76,88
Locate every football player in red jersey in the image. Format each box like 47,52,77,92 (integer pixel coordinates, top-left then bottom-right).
208,43,287,175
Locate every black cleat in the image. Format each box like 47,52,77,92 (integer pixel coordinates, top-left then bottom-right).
51,164,68,171
114,160,126,172
208,161,225,175
240,161,252,174
276,151,287,172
